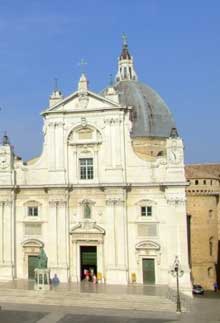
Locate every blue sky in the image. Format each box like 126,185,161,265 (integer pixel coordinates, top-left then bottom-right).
0,0,219,163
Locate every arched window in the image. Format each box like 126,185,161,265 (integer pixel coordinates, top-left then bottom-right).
195,180,199,185
209,237,214,256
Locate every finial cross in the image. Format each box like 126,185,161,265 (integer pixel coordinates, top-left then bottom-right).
54,78,58,91
122,33,128,46
78,58,88,73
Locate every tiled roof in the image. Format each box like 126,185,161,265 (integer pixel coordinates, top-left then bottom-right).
185,164,220,180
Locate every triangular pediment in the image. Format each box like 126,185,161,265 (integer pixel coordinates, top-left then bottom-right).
42,90,121,116
70,221,105,235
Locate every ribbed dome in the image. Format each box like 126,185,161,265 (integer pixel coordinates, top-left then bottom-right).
114,80,176,138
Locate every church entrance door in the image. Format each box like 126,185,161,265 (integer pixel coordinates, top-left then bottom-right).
142,258,155,284
80,246,97,280
28,255,38,279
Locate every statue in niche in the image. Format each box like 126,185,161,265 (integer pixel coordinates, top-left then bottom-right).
84,203,91,219
37,247,48,269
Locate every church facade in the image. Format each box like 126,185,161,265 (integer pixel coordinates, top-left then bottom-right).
0,40,191,290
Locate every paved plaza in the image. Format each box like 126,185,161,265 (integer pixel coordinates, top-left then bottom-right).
0,281,218,322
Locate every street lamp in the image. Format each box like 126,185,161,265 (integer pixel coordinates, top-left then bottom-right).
170,256,184,313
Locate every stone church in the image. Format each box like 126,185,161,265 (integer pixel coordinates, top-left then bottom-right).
0,39,191,290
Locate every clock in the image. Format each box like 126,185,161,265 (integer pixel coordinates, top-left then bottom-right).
168,150,180,164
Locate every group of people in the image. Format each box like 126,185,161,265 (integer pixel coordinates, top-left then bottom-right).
84,268,97,284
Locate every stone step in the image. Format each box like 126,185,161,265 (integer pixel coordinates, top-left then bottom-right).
0,288,177,312
0,295,176,312
0,288,171,302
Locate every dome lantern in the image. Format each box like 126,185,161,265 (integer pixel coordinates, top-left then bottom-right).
115,34,138,82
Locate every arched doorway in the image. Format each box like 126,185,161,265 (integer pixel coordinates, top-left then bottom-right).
22,239,44,279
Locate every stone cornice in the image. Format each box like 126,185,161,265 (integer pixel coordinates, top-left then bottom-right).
0,181,188,190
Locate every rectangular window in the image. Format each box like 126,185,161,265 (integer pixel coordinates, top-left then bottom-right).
141,206,152,217
80,158,94,180
28,207,38,216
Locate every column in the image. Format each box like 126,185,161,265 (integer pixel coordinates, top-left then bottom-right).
57,201,68,275
48,200,58,266
105,199,116,267
55,122,65,170
115,118,122,167
0,200,13,279
104,119,112,168
111,119,116,167
48,199,69,282
105,197,128,284
48,122,56,170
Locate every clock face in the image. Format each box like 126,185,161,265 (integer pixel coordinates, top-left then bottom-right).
169,150,180,164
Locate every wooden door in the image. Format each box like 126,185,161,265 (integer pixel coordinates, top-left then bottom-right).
28,255,38,279
143,258,155,284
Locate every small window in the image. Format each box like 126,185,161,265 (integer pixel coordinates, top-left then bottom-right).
157,151,164,157
28,207,38,217
141,206,152,217
209,237,213,256
209,209,213,218
195,180,199,185
79,158,93,180
203,180,206,185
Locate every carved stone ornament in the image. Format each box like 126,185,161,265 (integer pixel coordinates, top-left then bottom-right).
136,240,160,250
105,198,124,206
78,94,89,109
22,239,44,249
48,200,67,207
135,199,157,206
166,196,186,206
79,199,96,206
81,117,87,127
70,221,105,235
0,200,12,207
0,151,9,169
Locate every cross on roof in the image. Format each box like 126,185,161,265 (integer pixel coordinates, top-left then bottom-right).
122,33,128,46
54,78,58,91
78,58,88,73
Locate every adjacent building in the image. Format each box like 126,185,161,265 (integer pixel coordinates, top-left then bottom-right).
185,164,220,289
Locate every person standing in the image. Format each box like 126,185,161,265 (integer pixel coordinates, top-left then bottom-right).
214,281,218,292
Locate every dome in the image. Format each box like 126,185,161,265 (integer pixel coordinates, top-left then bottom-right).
114,80,176,138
